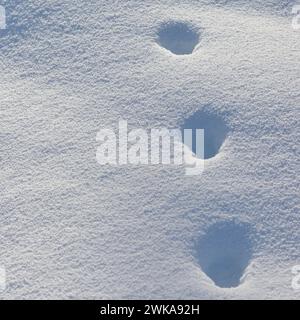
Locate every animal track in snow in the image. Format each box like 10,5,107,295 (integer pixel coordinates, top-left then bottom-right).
195,221,253,288
157,21,200,55
181,110,229,160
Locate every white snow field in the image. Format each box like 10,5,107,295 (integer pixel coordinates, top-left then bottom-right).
0,0,299,299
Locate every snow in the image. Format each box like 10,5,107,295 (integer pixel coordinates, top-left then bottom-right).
0,0,299,299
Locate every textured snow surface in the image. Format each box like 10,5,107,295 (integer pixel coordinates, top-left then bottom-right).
0,0,299,299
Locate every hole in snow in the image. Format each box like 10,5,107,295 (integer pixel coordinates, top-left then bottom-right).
181,110,229,160
157,21,199,55
196,221,252,288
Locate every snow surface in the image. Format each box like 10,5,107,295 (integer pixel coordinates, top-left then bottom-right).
0,0,299,299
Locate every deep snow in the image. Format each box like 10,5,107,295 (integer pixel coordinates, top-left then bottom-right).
0,0,299,299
